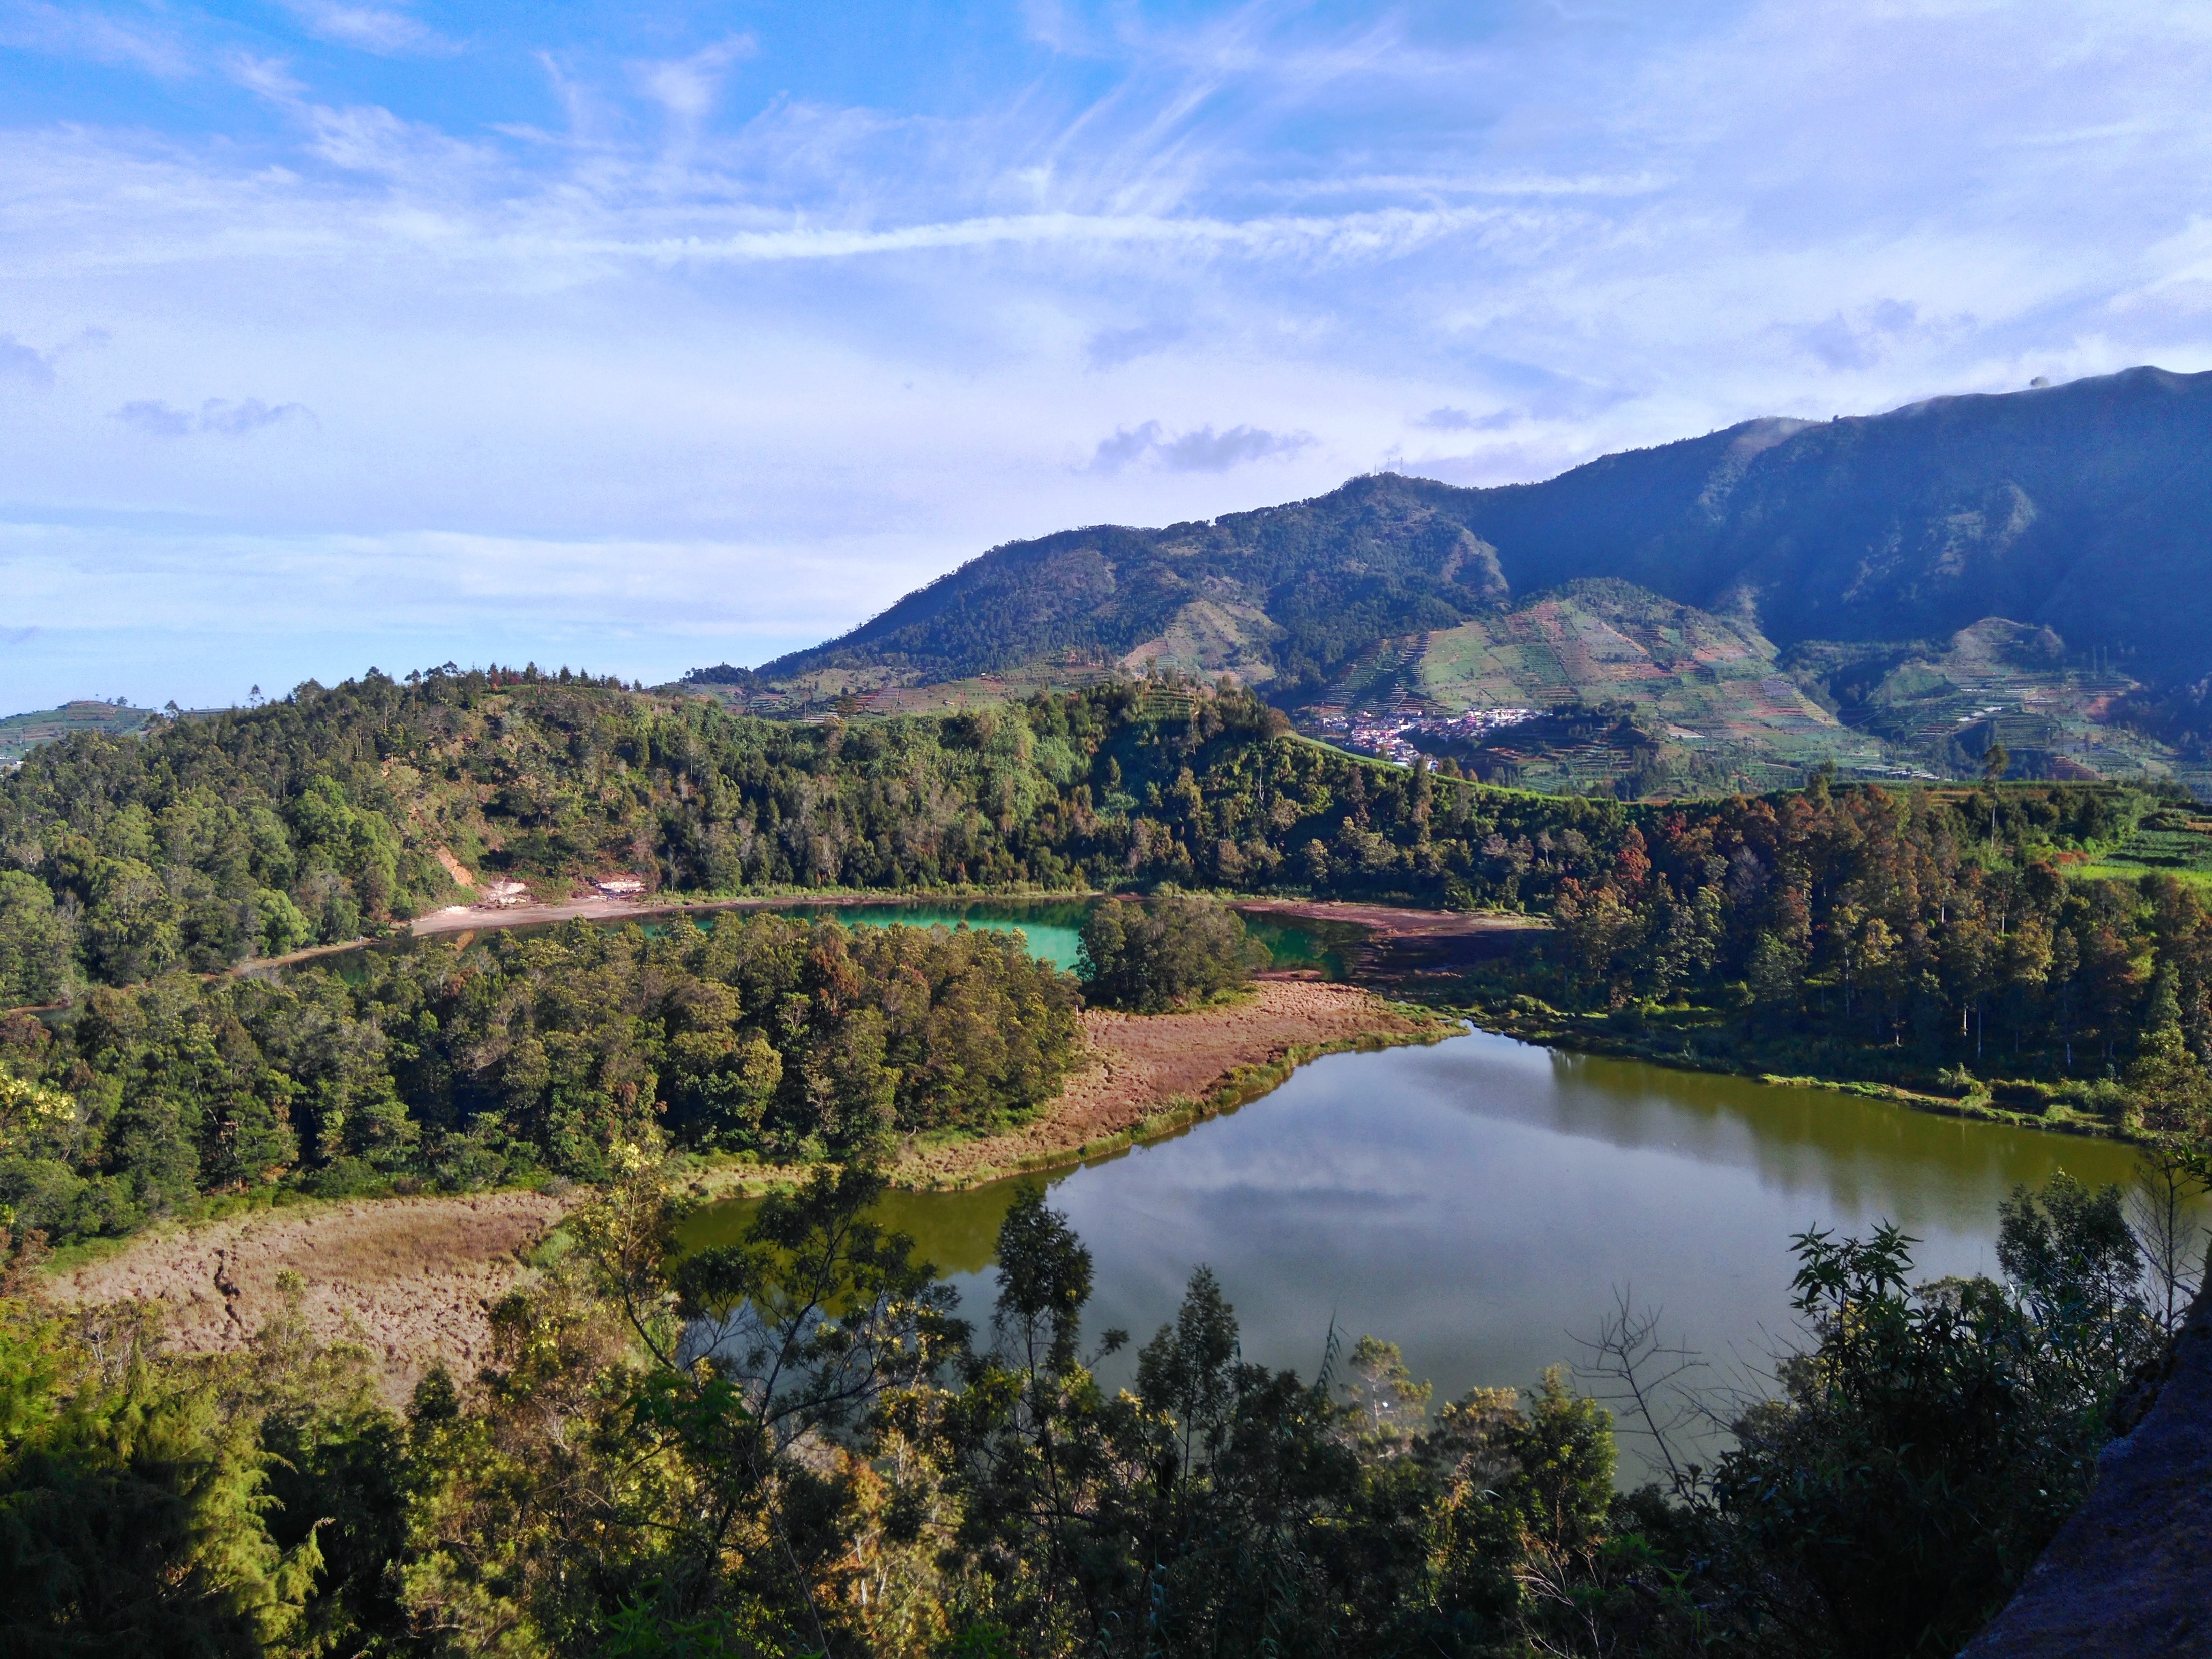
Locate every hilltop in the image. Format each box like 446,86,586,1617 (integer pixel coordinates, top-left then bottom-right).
0,699,154,765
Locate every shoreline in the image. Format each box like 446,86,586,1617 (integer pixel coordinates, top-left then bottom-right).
1453,999,2129,1142
682,980,1453,1200
404,885,1104,939
39,981,1445,1386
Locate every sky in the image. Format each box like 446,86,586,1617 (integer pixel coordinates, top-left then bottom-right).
3,0,2210,712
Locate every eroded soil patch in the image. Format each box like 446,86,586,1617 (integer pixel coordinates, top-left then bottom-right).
46,1191,573,1401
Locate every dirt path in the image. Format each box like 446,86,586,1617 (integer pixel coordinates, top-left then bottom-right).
894,979,1435,1186
405,889,1051,938
45,1192,574,1402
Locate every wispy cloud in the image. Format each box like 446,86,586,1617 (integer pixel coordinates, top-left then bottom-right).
1089,420,1313,474
4,0,2212,711
1415,407,1518,433
115,398,316,437
1086,320,1186,369
633,35,757,125
279,0,457,57
0,2,193,77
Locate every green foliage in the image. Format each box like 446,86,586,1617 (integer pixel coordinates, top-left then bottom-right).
2,670,1630,1002
1703,1210,2157,1657
1494,783,2212,1124
0,1277,403,1657
0,1165,2177,1658
1,913,1083,1245
1075,895,1269,1012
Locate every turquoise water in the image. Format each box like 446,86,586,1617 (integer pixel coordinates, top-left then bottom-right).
774,900,1093,971
771,899,1350,980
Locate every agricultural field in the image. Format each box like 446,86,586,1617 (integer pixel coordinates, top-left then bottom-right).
1297,581,1889,794
2069,803,2212,888
0,698,155,765
684,580,2211,802
1784,619,2203,790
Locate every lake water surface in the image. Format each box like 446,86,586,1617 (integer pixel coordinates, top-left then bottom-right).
687,1028,2169,1473
768,899,1349,980
370,897,1350,980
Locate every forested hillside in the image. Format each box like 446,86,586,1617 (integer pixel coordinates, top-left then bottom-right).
1497,779,2212,1127
4,662,2210,1261
7,668,2212,1118
754,364,2212,704
0,667,1632,1004
1,914,1081,1244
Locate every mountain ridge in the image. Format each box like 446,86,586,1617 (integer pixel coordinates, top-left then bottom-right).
749,365,2212,700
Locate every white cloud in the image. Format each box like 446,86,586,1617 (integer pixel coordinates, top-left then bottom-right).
634,35,757,126
0,2,193,77
4,0,2212,709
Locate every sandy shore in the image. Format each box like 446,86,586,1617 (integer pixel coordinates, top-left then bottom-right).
45,1191,573,1401
893,978,1436,1186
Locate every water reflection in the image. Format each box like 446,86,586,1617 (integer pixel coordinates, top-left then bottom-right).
685,1027,2176,1484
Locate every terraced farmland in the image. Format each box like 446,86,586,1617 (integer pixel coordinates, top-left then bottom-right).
1402,582,1886,791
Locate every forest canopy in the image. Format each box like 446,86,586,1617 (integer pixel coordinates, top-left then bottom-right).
0,914,1082,1246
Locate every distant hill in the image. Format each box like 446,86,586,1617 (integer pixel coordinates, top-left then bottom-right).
0,699,155,765
753,367,2212,703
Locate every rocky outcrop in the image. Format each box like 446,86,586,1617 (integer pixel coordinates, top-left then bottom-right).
1960,1280,2212,1657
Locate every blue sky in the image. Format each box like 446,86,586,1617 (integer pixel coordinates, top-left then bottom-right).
3,0,2209,709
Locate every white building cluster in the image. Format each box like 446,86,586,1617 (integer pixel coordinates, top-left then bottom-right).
1305,706,1540,767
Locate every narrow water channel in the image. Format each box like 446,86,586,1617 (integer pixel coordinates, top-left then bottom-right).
685,1027,2174,1476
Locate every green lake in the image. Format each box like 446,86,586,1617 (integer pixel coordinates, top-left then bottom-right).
685,1029,2176,1476
358,896,1351,980
765,899,1350,979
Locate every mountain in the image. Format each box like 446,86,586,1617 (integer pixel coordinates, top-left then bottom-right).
748,366,2212,704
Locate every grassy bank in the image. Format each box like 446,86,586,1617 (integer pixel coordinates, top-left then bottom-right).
1443,990,2134,1140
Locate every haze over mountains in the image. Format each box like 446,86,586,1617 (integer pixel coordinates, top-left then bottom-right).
735,366,2212,704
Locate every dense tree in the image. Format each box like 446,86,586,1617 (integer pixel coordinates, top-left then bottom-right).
0,914,1083,1245
0,669,1642,1001
1506,782,2212,1108
1075,894,1269,1012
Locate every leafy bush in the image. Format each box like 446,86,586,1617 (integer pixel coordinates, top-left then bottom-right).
1077,895,1271,1012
